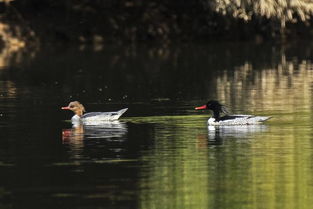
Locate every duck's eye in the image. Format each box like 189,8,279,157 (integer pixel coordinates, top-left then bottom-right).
69,105,74,108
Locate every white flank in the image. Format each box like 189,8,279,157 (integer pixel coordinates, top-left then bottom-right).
71,108,128,125
208,115,271,126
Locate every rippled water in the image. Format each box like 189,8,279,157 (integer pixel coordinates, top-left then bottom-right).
1,42,313,209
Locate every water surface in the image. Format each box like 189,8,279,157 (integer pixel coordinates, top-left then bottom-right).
1,42,313,209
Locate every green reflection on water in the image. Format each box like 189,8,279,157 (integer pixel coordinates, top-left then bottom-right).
133,112,313,209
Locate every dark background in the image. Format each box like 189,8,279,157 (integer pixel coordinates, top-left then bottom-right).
1,0,313,45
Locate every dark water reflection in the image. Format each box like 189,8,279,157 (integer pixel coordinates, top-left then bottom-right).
1,42,313,208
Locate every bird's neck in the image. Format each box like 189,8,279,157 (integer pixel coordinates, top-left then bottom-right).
212,110,220,120
74,110,84,117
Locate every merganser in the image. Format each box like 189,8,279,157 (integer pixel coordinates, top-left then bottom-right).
61,101,128,125
195,100,271,125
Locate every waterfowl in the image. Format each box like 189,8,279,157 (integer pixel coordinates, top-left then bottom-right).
195,100,271,125
61,101,128,125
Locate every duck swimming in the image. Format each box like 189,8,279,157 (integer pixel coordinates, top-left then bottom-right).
61,101,128,125
195,100,271,125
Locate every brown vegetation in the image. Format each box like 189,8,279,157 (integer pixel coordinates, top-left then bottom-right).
1,0,313,46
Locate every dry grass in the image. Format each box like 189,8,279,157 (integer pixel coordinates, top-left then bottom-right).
208,0,313,27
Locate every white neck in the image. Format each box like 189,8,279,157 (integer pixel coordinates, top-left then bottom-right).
71,114,81,121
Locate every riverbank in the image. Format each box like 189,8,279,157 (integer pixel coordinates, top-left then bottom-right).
1,0,313,46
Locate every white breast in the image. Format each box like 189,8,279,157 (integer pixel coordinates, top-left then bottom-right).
71,115,81,122
71,115,82,127
208,118,218,125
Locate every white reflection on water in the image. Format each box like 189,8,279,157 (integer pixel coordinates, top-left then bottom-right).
75,121,127,138
207,125,268,140
62,122,127,163
62,121,127,140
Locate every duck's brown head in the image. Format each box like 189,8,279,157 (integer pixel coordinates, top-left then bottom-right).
61,101,85,116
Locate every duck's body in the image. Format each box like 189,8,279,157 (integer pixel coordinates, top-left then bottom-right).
73,109,128,125
207,114,270,125
196,100,271,126
62,101,128,125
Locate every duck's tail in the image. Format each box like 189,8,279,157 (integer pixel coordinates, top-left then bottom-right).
114,108,128,120
254,116,272,122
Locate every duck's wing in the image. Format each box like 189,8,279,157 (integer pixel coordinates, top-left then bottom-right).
82,112,106,118
248,116,271,122
219,115,271,125
219,115,252,121
82,108,128,121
